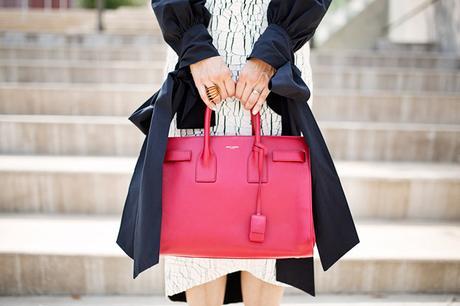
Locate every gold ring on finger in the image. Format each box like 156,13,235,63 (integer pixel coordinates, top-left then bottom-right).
205,85,221,102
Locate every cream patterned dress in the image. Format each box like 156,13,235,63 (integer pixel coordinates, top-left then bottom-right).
162,0,314,297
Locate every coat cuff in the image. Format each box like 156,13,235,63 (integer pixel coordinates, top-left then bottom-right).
246,23,293,70
177,23,221,70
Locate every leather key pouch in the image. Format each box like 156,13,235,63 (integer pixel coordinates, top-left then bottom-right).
249,214,266,242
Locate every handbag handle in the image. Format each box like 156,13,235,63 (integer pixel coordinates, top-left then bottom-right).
196,106,265,183
203,106,262,153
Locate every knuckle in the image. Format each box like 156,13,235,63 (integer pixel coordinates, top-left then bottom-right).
261,72,270,82
224,70,232,79
247,75,257,83
215,73,224,81
208,71,219,80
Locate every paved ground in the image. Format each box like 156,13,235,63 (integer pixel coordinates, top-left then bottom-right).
0,294,458,306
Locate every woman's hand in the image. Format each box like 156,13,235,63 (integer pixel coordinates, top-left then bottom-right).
190,55,236,110
235,58,276,115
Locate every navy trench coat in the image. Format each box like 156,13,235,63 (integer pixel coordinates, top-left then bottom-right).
116,0,360,304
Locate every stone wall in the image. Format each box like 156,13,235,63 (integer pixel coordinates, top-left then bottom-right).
434,0,460,54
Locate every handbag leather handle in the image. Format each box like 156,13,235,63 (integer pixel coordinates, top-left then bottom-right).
204,106,261,149
195,106,264,183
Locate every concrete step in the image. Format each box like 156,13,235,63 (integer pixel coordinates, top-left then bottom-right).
0,82,150,117
313,89,460,124
0,115,458,162
0,7,161,34
319,121,460,162
0,294,459,306
312,66,460,92
0,9,99,33
312,91,460,125
0,115,140,156
1,83,458,124
311,51,460,70
0,32,163,48
0,155,458,219
0,215,458,295
0,45,168,62
0,61,459,92
0,60,166,84
1,43,458,71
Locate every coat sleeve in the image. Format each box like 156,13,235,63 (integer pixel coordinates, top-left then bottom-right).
246,0,332,69
151,0,221,70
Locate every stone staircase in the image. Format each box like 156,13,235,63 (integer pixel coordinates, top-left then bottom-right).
0,5,160,34
0,9,459,306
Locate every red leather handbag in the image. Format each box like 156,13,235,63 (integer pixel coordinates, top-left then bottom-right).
160,106,315,258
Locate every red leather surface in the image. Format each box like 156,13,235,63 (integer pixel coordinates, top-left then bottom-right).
272,149,306,162
160,108,315,258
164,150,192,162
